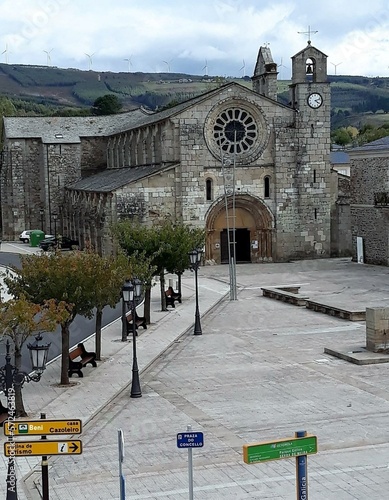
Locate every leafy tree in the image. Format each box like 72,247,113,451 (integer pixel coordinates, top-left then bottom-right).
0,296,71,416
331,127,353,147
112,221,160,322
113,220,205,312
82,251,134,356
4,252,102,385
91,94,122,115
161,222,205,295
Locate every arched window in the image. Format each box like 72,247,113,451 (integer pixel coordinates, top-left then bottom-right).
264,176,270,198
206,178,213,201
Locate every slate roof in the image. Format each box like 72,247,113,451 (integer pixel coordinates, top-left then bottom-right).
4,81,291,143
350,136,389,152
68,163,177,193
3,108,149,143
110,82,245,135
330,151,349,164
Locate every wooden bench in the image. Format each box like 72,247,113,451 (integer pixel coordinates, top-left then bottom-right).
306,300,366,321
68,343,97,378
126,311,147,332
165,289,182,308
261,287,308,307
0,400,8,427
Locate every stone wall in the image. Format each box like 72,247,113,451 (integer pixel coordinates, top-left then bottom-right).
351,155,389,265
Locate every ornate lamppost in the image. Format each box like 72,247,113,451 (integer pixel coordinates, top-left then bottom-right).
122,279,143,398
188,248,204,335
0,334,51,500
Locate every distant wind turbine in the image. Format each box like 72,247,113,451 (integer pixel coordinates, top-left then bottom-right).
124,55,132,72
163,59,173,73
43,48,53,66
2,44,9,64
85,52,95,71
239,59,246,77
202,59,208,76
330,61,342,75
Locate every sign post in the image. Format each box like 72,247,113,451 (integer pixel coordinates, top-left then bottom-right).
243,434,317,464
295,431,308,500
243,432,317,499
40,414,49,500
118,429,125,500
177,425,204,500
4,419,82,436
4,440,82,457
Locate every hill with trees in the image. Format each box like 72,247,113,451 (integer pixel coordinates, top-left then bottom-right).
1,63,389,136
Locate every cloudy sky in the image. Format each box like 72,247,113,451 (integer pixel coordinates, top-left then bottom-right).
1,0,389,78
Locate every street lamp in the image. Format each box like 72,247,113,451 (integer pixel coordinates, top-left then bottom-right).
52,212,58,239
188,248,203,335
122,278,143,398
39,208,44,232
0,334,51,500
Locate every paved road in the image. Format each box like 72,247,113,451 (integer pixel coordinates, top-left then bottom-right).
17,258,389,500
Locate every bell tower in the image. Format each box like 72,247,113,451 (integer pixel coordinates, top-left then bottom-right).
286,39,332,258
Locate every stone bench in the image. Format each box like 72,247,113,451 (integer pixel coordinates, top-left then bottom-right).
261,287,308,307
305,300,366,321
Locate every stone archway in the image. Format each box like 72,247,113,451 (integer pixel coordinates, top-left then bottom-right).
205,194,274,263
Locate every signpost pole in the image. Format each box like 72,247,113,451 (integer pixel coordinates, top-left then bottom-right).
295,430,308,500
118,429,125,500
187,425,194,500
5,341,17,500
40,413,49,500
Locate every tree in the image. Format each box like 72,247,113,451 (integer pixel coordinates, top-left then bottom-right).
4,252,102,385
91,94,122,115
113,220,205,313
82,251,132,358
0,296,71,416
331,127,353,147
161,222,205,296
112,221,162,320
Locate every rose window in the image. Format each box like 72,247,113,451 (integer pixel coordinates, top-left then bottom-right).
213,108,257,155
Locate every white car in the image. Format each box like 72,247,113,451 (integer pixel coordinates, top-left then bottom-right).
19,230,53,243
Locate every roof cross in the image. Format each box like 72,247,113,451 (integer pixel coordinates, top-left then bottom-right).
298,25,318,45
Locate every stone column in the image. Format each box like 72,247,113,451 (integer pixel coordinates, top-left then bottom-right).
366,307,389,352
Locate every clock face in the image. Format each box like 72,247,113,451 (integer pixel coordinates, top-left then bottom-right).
307,93,323,109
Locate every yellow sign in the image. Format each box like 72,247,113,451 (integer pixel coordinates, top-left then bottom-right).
4,440,82,457
4,419,82,436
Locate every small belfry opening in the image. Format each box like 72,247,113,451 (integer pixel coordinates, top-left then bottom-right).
305,57,315,81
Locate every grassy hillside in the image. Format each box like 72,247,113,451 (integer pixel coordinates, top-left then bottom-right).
1,63,389,128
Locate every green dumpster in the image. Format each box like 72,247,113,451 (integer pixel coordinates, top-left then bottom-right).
30,230,45,247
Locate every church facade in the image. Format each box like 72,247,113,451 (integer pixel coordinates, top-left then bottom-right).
1,43,334,262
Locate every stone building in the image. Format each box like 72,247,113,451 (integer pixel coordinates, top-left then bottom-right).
349,137,389,265
1,42,341,262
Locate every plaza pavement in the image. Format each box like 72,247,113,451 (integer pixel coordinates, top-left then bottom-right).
2,251,389,498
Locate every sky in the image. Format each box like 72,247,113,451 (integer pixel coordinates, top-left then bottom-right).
1,0,389,78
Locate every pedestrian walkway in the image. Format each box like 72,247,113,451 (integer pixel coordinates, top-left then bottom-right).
5,256,389,499
0,267,230,499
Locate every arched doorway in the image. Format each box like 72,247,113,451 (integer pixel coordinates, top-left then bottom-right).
205,194,274,263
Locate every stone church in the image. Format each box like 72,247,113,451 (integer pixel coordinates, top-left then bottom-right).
1,42,338,263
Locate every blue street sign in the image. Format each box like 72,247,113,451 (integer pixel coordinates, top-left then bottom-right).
177,432,204,448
